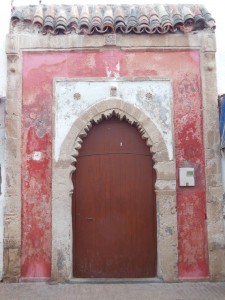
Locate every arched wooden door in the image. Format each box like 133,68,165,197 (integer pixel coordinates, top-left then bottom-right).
72,117,156,278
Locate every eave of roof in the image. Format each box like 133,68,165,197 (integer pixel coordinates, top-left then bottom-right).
10,4,215,35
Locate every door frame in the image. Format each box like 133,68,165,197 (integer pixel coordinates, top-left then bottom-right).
51,98,178,282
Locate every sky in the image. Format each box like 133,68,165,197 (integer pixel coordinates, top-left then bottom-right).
0,0,224,94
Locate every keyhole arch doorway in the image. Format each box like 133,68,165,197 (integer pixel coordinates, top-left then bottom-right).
52,99,178,282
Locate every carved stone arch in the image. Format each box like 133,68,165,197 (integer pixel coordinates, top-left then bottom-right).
52,98,178,282
58,98,169,174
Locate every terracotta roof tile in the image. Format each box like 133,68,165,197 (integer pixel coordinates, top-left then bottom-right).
33,5,44,27
103,6,114,33
138,7,150,33
79,5,90,33
55,9,67,34
149,7,161,33
10,4,216,35
114,6,126,33
91,6,102,33
171,5,183,29
67,6,79,32
22,6,33,23
43,5,55,34
193,6,205,30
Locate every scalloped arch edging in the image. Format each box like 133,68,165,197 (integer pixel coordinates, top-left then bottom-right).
58,98,169,166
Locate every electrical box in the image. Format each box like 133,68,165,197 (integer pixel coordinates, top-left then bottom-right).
179,168,195,187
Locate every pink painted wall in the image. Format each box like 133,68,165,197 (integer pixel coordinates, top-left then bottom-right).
22,50,208,279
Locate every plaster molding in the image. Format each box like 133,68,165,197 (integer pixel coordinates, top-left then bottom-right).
5,32,213,51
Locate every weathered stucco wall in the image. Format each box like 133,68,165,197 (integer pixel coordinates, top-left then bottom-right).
0,98,5,280
21,48,209,280
55,79,173,160
174,71,208,279
3,32,225,282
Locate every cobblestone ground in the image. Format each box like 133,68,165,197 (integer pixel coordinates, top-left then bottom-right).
0,282,225,300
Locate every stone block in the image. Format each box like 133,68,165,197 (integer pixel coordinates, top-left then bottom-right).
6,35,19,54
5,164,20,197
54,158,75,169
5,137,20,157
207,174,222,187
121,102,137,116
51,239,72,281
158,242,178,281
209,249,225,280
73,118,86,132
202,34,216,52
4,214,21,240
5,116,20,139
157,193,177,216
6,99,21,116
7,72,20,92
4,238,20,249
83,105,99,120
156,188,178,281
153,150,169,162
207,186,224,204
151,140,168,155
143,122,163,144
8,248,20,277
206,158,221,176
154,161,176,180
155,180,176,191
205,149,216,159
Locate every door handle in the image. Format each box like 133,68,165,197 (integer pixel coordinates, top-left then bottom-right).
87,217,94,221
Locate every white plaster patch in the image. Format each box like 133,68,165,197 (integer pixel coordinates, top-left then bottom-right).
106,67,112,78
54,80,173,161
32,151,42,161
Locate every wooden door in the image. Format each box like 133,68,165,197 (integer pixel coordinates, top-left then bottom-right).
72,117,156,278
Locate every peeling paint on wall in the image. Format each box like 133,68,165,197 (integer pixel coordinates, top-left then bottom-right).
22,50,208,280
174,72,208,278
55,80,173,161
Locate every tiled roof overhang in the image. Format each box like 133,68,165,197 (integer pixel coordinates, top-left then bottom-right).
10,4,215,35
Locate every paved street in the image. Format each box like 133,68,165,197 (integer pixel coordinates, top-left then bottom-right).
0,281,225,300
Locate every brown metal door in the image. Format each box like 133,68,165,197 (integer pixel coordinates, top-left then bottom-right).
72,117,156,278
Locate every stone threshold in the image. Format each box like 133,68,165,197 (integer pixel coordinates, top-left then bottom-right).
65,277,163,284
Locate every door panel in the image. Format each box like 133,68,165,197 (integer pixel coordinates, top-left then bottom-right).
72,117,156,278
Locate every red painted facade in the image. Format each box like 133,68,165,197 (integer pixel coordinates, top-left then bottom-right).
22,50,208,279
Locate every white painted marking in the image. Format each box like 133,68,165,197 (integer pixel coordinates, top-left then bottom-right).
116,61,120,72
106,67,112,78
32,151,42,161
